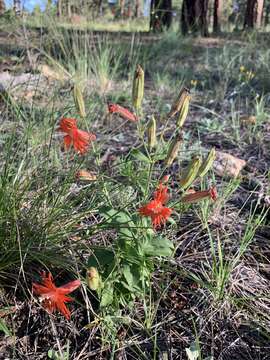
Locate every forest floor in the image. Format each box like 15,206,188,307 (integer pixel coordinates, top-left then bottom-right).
0,22,270,360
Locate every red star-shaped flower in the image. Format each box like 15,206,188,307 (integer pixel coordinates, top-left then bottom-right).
139,183,172,229
33,272,81,320
58,118,96,155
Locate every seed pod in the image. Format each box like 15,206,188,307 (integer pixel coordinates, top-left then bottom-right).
147,116,157,150
179,156,202,190
165,132,183,167
73,83,86,118
198,148,216,178
132,65,144,111
86,267,101,291
167,87,190,119
176,94,190,128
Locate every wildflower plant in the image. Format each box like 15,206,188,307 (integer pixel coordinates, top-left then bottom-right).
81,66,218,311
0,59,218,325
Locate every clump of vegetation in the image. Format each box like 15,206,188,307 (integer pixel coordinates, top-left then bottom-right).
0,1,270,359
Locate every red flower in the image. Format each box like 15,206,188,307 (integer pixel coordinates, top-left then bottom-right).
58,118,96,154
108,103,137,122
139,183,172,229
33,272,81,320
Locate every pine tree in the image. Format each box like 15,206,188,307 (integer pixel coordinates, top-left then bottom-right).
150,0,172,32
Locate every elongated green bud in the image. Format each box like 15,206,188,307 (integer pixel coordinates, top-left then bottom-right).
165,132,183,166
198,148,216,178
86,267,101,291
147,116,157,150
132,65,144,111
167,87,190,119
73,83,86,118
176,94,190,128
179,156,202,189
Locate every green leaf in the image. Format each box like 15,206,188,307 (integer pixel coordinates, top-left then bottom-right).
185,342,200,360
87,248,115,268
100,284,114,307
100,208,135,238
130,149,151,163
141,236,174,257
122,265,134,287
0,319,11,336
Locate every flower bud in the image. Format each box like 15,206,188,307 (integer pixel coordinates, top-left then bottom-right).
165,132,183,166
179,156,202,190
86,267,101,291
176,94,190,128
147,116,157,150
198,148,216,178
73,83,86,118
132,65,144,111
167,87,190,119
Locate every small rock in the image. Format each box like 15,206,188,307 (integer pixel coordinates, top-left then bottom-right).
214,151,246,178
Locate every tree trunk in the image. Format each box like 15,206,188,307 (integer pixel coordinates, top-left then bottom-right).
120,0,125,18
256,0,264,28
98,0,103,16
57,0,62,17
181,0,209,36
213,0,222,33
135,0,141,18
13,0,21,16
265,4,270,26
67,0,72,18
244,0,257,28
150,0,172,32
0,0,5,14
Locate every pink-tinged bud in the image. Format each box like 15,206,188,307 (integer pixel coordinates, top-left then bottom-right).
182,186,218,204
108,103,137,122
209,186,218,201
162,175,170,183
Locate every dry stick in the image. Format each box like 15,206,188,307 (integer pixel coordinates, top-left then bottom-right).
49,316,64,359
21,20,36,70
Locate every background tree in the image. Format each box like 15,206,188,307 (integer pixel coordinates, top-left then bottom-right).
13,0,21,15
256,0,264,27
0,0,5,14
135,0,141,17
181,0,209,36
244,0,264,28
213,0,223,32
265,2,270,26
57,0,62,17
150,0,172,32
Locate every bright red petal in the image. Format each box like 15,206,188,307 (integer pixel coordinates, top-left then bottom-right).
76,129,96,142
73,129,96,154
151,206,172,228
59,118,77,133
32,273,80,320
56,301,71,320
58,280,81,294
138,200,158,217
63,135,72,150
154,184,169,204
